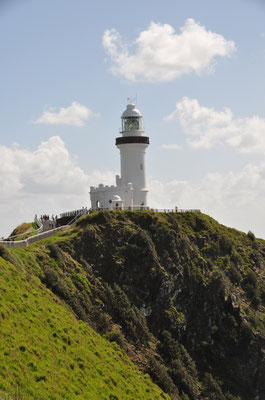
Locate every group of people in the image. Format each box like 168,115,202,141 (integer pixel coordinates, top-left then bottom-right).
40,214,58,221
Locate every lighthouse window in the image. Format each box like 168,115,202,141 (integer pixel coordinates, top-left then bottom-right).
123,117,141,131
140,163,143,170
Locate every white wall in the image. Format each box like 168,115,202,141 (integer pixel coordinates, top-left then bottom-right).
118,143,148,190
90,184,147,209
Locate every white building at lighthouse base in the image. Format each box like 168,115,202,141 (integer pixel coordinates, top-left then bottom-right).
90,177,148,210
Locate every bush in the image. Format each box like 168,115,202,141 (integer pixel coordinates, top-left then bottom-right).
42,266,71,300
228,263,242,284
0,245,16,264
104,328,127,350
219,236,233,255
210,270,228,299
225,394,241,400
158,331,199,398
92,310,111,334
230,251,242,267
194,216,208,232
180,237,190,251
242,270,260,306
148,355,176,395
260,286,265,305
42,266,89,320
244,270,257,287
202,373,226,400
181,394,190,400
102,283,150,344
247,231,255,241
47,243,65,266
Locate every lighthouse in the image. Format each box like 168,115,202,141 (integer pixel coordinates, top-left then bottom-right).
90,102,150,210
116,103,150,207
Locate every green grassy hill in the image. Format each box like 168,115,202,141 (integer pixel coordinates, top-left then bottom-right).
0,248,168,400
1,210,265,399
9,222,38,238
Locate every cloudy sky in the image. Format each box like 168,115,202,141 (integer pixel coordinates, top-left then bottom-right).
1,0,265,238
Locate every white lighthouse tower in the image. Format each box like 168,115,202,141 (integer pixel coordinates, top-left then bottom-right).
90,102,150,210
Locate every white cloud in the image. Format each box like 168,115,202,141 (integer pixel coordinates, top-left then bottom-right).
165,97,265,153
148,161,265,239
161,144,182,150
34,101,99,127
0,136,114,237
0,136,89,197
102,19,236,82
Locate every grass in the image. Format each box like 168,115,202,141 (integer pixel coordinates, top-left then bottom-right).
0,256,169,400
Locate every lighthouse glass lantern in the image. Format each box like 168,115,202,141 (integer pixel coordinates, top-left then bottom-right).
121,103,143,133
122,116,142,131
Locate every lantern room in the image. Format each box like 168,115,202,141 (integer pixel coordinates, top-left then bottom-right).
121,103,143,133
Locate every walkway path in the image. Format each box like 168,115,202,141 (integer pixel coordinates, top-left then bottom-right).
0,225,70,248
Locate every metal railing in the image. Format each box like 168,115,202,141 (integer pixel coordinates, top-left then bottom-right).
59,208,88,219
90,207,201,213
150,208,201,213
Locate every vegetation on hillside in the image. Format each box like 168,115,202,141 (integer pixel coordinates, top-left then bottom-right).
0,245,169,400
8,222,38,240
1,210,265,399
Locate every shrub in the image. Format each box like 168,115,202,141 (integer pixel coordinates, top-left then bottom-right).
35,375,46,382
247,231,255,241
228,263,242,284
202,373,226,400
260,286,265,305
0,245,16,264
194,216,208,232
244,270,257,287
180,237,190,251
47,243,65,267
230,251,242,267
102,283,150,344
42,265,71,301
219,235,233,255
181,394,190,400
210,270,228,299
251,250,261,268
104,328,127,350
89,210,112,224
148,355,176,394
92,310,111,334
225,393,241,400
158,331,199,398
203,242,219,258
109,395,119,400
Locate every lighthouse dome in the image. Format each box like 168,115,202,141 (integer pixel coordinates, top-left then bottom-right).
112,195,122,202
121,104,142,118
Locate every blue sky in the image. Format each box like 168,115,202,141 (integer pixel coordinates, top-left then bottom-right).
1,0,265,237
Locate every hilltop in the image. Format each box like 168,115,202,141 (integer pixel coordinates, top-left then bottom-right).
1,210,265,399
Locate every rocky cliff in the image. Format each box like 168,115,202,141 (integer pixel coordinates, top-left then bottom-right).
1,210,265,399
